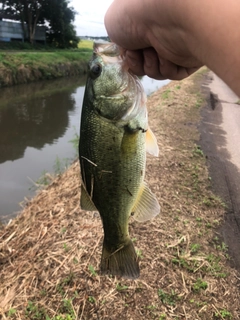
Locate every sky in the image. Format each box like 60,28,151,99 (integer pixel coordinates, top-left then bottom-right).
70,0,114,37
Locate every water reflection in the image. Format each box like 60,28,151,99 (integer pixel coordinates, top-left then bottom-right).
0,77,86,219
0,77,86,164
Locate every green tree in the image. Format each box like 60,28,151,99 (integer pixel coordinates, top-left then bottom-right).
1,0,45,44
43,0,79,48
0,0,78,47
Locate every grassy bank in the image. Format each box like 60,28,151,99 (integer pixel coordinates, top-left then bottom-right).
0,49,92,87
0,69,239,319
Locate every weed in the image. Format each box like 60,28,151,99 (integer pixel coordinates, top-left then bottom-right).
214,309,232,319
88,264,97,276
69,127,79,156
116,283,129,291
73,257,78,264
203,198,212,207
172,257,191,271
161,89,171,100
193,145,204,157
50,315,75,320
59,298,76,318
190,243,201,254
88,296,96,303
146,304,156,310
192,278,208,292
25,301,46,319
175,85,181,90
136,248,143,258
40,289,47,297
216,242,228,252
54,156,70,174
195,98,203,108
7,308,17,317
190,299,207,308
206,222,212,228
63,243,69,252
158,289,179,306
56,273,75,295
61,227,67,234
33,170,52,189
205,254,227,278
159,314,167,320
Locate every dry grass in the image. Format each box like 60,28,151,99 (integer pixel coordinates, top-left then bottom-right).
0,69,240,320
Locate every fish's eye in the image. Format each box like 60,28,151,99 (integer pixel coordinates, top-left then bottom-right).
90,63,102,79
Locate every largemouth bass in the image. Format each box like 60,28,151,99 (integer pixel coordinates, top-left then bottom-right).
79,42,160,279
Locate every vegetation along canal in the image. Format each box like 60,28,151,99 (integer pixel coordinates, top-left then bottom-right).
0,76,170,222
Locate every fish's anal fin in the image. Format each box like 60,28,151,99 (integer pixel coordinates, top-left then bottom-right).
132,182,160,222
80,184,98,211
146,127,159,157
100,239,140,279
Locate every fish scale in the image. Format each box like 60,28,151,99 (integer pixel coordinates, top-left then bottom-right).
80,101,145,235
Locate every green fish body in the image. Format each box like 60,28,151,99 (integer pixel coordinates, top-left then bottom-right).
79,42,160,279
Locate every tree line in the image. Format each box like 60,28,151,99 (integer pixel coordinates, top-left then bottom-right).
0,0,79,48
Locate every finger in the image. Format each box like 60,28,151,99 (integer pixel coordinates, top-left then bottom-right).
142,48,166,80
159,59,201,80
125,50,145,76
126,49,167,80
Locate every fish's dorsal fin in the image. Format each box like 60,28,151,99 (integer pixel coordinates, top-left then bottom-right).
132,182,160,222
80,184,98,211
146,128,159,157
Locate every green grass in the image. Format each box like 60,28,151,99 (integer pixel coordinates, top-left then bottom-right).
215,309,232,319
0,49,91,86
0,51,90,69
192,278,208,292
157,289,180,306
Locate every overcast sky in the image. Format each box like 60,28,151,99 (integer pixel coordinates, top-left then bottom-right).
70,0,113,37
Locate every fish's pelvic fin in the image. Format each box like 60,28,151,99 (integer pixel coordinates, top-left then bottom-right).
100,239,140,279
146,128,159,157
132,182,160,222
80,184,97,211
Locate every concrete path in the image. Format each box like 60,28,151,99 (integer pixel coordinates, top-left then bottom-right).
200,72,240,269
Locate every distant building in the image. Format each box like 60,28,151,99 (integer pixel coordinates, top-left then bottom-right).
0,19,46,43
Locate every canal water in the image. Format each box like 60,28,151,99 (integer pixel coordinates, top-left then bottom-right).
0,76,170,222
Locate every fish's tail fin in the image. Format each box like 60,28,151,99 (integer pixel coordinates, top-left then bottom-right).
100,239,140,279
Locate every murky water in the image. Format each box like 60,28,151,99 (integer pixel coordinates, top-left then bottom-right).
0,76,169,221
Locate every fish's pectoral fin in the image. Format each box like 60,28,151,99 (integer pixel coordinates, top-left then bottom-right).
132,182,160,222
80,184,98,211
146,127,159,157
100,239,139,279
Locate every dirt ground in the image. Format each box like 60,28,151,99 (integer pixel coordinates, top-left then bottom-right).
0,69,240,320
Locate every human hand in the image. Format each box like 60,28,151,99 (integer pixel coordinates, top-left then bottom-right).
104,0,202,80
123,48,200,81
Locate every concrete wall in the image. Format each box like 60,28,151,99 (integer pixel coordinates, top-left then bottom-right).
0,20,46,42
